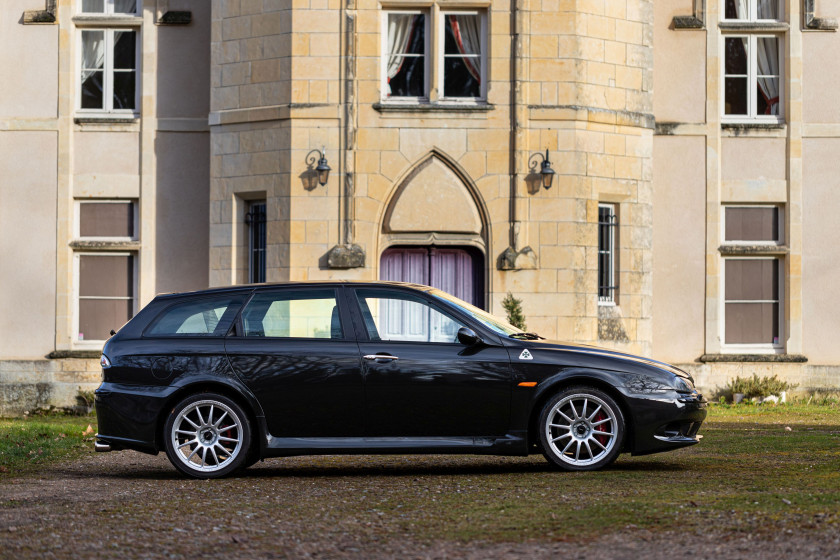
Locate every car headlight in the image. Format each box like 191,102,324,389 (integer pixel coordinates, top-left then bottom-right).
673,376,694,393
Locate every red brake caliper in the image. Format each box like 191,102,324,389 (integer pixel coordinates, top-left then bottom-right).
593,412,608,446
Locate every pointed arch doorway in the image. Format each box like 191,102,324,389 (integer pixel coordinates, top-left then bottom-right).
380,246,484,308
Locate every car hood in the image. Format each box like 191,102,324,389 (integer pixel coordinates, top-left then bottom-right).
509,338,695,382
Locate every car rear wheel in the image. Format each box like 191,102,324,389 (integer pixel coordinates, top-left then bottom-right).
163,393,251,479
538,386,625,471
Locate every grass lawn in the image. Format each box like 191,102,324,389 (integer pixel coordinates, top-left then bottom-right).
0,414,95,476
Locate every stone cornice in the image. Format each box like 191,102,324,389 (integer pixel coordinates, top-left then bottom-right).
804,0,838,30
22,0,56,24
672,0,705,29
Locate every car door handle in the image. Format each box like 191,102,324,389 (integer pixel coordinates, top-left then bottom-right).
363,354,399,361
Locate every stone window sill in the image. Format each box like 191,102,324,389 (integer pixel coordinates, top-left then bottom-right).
718,21,790,32
72,15,143,27
75,116,140,125
373,102,495,114
719,244,787,256
699,354,807,363
70,240,141,251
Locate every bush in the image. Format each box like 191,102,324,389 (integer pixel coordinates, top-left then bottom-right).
501,292,526,330
725,374,798,400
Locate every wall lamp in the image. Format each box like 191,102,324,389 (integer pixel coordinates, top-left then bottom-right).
306,147,331,186
529,148,556,190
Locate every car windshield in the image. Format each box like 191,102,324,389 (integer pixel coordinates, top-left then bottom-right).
428,289,523,336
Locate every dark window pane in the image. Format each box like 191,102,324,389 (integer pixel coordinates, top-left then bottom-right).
114,31,136,70
444,15,480,55
725,37,748,74
388,55,425,97
82,0,104,12
80,202,134,237
147,296,245,336
757,0,779,19
79,299,132,341
444,56,481,97
113,72,136,110
757,78,780,116
114,0,137,14
724,0,744,19
242,290,342,338
725,77,748,115
725,302,779,344
81,71,104,109
725,207,779,241
80,255,133,298
248,202,266,283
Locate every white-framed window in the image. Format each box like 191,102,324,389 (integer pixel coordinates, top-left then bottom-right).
722,257,783,352
381,8,486,102
75,200,137,240
722,34,782,121
74,252,137,344
722,0,782,22
79,0,140,16
598,203,618,305
78,28,139,113
722,205,783,245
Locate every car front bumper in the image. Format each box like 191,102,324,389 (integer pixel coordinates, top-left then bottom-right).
617,389,708,456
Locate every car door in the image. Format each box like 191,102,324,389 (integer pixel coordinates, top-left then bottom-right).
350,287,512,437
224,286,364,438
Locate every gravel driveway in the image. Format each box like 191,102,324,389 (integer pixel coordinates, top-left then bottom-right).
1,450,839,559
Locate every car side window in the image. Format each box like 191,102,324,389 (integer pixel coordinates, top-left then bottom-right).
145,295,245,337
355,289,465,343
242,289,344,339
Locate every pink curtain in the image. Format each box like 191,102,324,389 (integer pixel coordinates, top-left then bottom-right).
449,15,481,83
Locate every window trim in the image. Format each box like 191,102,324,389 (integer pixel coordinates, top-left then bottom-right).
721,204,784,246
73,251,138,347
76,27,141,116
437,10,488,102
720,33,784,123
720,0,783,22
380,9,431,104
598,203,618,306
78,0,141,16
720,256,784,354
74,199,138,241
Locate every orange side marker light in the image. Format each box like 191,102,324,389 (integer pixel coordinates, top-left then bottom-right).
518,381,538,387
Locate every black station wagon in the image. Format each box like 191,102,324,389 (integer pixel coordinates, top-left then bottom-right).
95,282,707,478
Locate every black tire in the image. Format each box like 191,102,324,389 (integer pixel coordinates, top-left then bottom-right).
163,392,252,479
538,386,625,471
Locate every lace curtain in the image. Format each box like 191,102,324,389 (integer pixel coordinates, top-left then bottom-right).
448,15,481,83
386,15,417,96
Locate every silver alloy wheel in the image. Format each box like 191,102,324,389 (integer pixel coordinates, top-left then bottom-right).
170,399,243,473
544,393,618,467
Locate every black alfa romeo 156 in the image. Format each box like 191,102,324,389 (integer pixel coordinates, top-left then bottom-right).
95,281,707,478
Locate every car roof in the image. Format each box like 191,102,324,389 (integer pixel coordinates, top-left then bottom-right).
154,280,435,300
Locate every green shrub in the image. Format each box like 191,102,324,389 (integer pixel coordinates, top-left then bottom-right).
725,374,798,400
501,292,526,331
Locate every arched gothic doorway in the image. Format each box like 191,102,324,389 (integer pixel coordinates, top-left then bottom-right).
380,246,484,308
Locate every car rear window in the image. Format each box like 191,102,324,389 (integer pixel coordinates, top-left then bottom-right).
145,294,246,337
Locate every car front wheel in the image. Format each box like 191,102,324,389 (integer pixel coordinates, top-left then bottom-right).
538,386,625,471
163,393,251,479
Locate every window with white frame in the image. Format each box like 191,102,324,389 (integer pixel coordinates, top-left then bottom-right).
74,200,137,344
723,205,783,244
598,204,618,304
79,29,138,113
723,0,781,21
80,0,139,14
76,253,135,342
723,258,781,347
382,8,486,102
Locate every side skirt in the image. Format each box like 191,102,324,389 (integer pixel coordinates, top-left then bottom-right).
263,431,529,457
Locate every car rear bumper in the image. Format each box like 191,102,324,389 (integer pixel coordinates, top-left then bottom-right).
95,382,178,455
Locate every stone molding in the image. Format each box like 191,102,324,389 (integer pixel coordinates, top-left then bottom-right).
209,103,338,126
528,105,655,129
157,11,191,25
21,0,55,24
672,0,705,29
718,245,789,256
718,21,789,31
69,240,141,251
326,244,365,269
372,103,495,114
497,246,537,270
804,0,838,30
699,354,808,363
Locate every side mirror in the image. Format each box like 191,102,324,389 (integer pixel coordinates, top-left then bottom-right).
457,326,481,346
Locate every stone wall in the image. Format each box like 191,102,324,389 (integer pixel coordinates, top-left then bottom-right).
0,359,99,417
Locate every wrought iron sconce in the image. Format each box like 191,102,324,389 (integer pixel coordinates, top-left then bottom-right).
528,148,555,190
306,147,331,187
